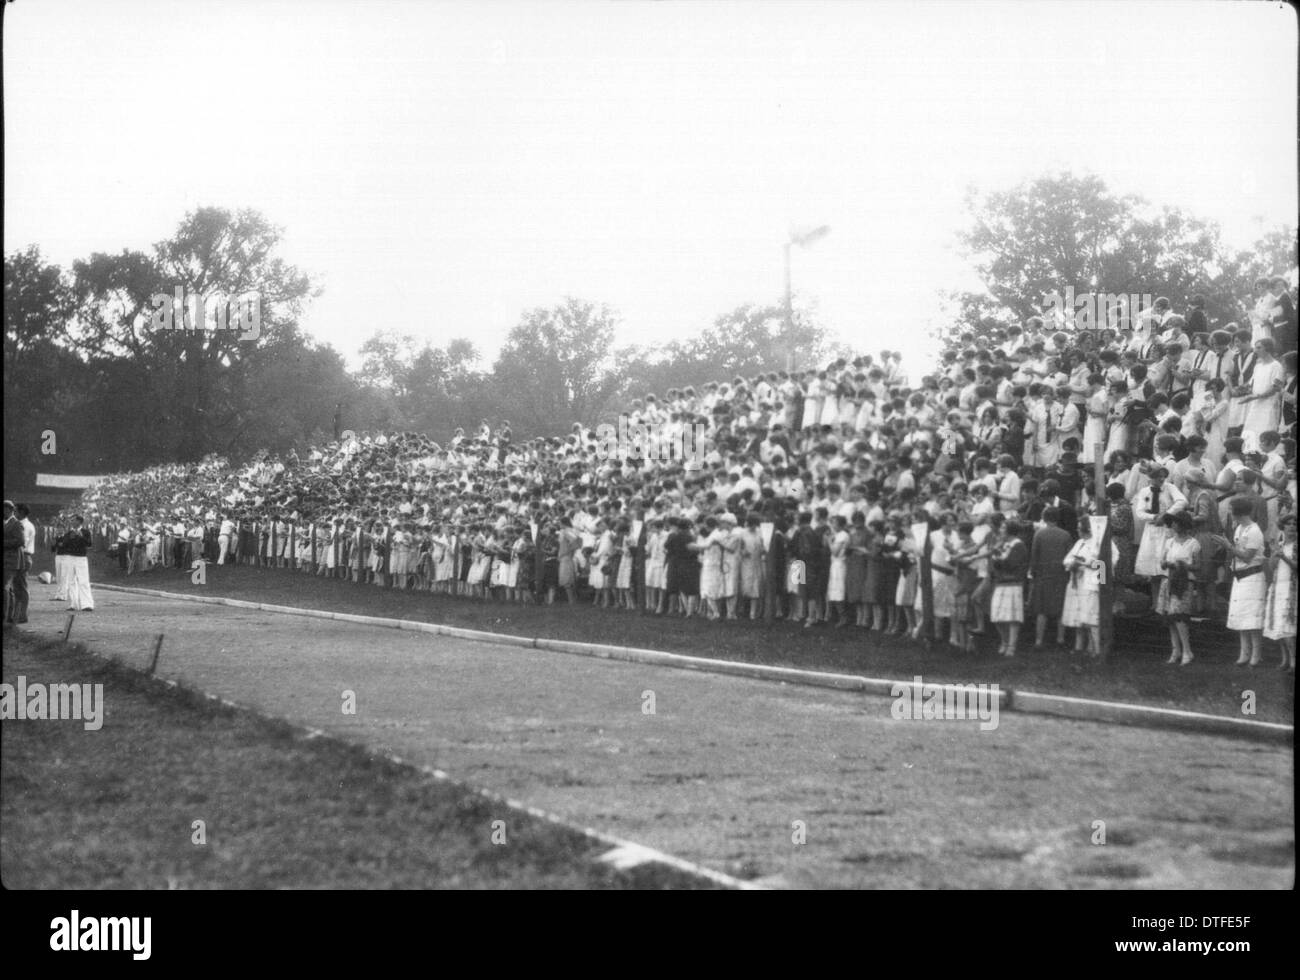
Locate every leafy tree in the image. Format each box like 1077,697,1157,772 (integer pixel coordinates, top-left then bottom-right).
491,298,626,438
3,247,82,481
942,172,1295,348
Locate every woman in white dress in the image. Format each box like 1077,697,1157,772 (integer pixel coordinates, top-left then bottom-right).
643,519,668,614
1061,516,1105,657
818,372,840,428
614,522,636,608
722,514,743,613
467,528,490,597
1239,338,1285,453
1102,380,1131,464
1216,498,1268,666
390,525,411,588
826,515,850,625
1198,378,1231,468
800,372,822,433
431,525,450,591
695,518,726,619
926,516,958,641
1263,514,1296,671
738,515,766,620
505,528,523,595
836,377,859,430
589,522,614,608
1080,375,1108,465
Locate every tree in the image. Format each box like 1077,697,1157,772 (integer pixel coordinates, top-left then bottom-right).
620,300,831,399
3,247,83,481
70,207,318,463
942,172,1294,348
491,298,627,438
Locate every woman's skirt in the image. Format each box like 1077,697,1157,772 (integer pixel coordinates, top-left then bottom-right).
1134,523,1170,578
671,559,700,597
878,560,901,606
1226,570,1267,631
1263,565,1296,640
826,557,847,602
895,565,918,607
1154,576,1197,620
1062,581,1100,627
931,571,955,619
863,556,882,604
616,554,634,590
990,583,1024,624
1028,573,1068,618
645,557,667,590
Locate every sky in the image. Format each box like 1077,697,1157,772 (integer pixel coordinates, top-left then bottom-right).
4,0,1296,375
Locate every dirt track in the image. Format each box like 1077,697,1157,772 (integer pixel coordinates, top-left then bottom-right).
19,583,1293,888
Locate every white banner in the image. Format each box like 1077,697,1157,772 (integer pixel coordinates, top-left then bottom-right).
35,474,107,489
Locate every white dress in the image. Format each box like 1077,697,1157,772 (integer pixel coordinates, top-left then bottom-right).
1081,391,1108,465
1226,523,1267,631
1241,360,1284,452
1263,542,1296,640
645,531,667,589
826,530,849,602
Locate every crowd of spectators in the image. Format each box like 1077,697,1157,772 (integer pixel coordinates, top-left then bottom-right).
65,281,1298,668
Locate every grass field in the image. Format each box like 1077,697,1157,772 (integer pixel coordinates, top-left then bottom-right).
88,554,1296,725
0,632,721,889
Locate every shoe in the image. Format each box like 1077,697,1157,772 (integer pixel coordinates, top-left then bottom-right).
1180,655,1193,666
1167,651,1179,664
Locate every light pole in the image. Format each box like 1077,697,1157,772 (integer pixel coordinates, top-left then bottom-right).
783,224,831,373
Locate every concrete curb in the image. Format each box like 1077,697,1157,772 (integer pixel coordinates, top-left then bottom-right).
38,621,760,891
95,584,1294,745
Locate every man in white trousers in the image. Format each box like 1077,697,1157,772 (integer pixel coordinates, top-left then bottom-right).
58,514,95,612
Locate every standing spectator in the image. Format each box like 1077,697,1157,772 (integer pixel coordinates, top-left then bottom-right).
990,519,1029,657
1240,338,1285,453
10,503,36,625
1061,515,1106,657
58,515,95,612
1217,497,1267,666
3,502,23,626
1263,513,1296,671
1028,506,1071,650
1154,512,1201,665
1132,466,1188,593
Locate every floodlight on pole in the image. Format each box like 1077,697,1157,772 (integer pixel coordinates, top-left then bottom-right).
783,225,831,372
